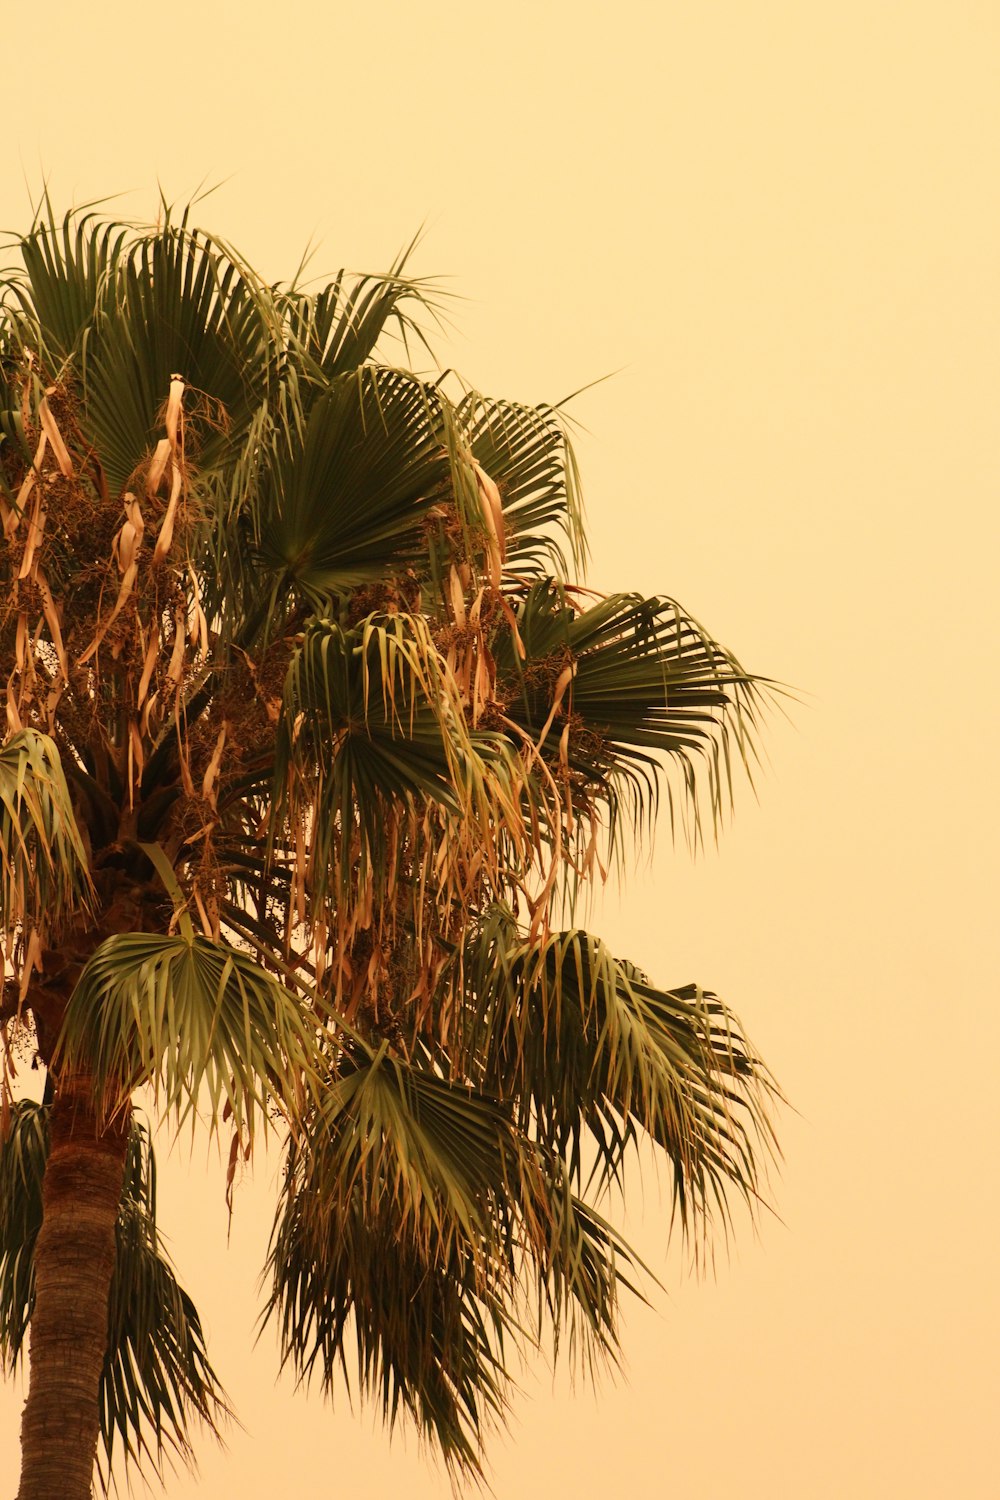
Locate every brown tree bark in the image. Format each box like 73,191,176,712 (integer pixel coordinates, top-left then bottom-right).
15,1071,129,1500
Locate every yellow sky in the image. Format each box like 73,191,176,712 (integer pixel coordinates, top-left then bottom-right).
2,2,998,1496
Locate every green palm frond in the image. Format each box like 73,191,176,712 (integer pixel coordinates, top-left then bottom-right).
253,366,452,600
263,1046,655,1471
264,1052,522,1476
276,611,470,813
465,914,777,1238
272,610,526,928
99,1116,230,1487
282,1048,518,1256
0,730,92,939
55,931,317,1137
4,209,279,503
79,224,275,500
524,1150,640,1370
458,391,586,576
7,204,128,365
285,261,440,383
495,581,766,845
0,1102,228,1484
0,1099,47,1369
267,1179,515,1478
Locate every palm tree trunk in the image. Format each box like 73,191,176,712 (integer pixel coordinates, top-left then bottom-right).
16,1071,128,1500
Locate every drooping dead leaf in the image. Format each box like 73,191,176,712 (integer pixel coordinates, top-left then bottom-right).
136,626,160,708
201,722,229,806
496,593,527,660
14,616,27,677
16,489,46,581
152,461,183,565
187,568,209,656
18,929,43,1002
147,437,172,496
192,883,218,941
471,458,505,587
164,377,184,448
165,608,188,688
77,558,138,666
78,492,148,661
175,712,196,797
114,494,145,573
7,432,48,540
5,677,22,735
127,719,145,800
448,565,467,629
535,661,576,752
38,396,73,478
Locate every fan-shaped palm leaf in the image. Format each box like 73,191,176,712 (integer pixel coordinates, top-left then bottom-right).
253,367,453,599
267,1177,515,1478
264,1045,647,1472
464,911,776,1236
283,1047,519,1256
495,581,766,845
524,1149,640,1370
79,223,275,500
264,1051,522,1474
7,203,128,365
458,391,586,576
55,931,317,1137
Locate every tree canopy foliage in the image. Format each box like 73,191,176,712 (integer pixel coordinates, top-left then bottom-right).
0,201,778,1490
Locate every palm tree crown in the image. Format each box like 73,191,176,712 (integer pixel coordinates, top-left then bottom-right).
0,202,778,1493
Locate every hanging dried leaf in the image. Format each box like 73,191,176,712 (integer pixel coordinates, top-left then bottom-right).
151,462,183,565
146,438,172,496
38,396,74,478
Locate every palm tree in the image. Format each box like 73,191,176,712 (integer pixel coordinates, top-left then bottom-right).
0,202,778,1499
